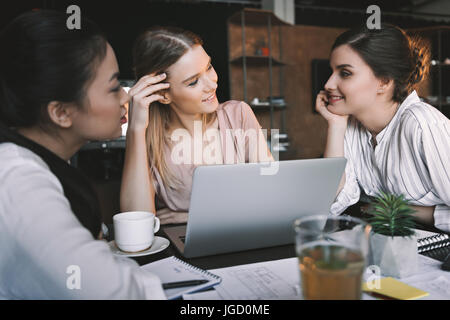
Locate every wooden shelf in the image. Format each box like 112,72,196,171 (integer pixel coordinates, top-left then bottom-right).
228,8,291,26
81,137,126,151
230,55,286,66
431,64,450,69
228,8,292,140
250,103,287,111
408,26,450,33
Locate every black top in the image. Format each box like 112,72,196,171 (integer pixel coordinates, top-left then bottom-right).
0,123,102,238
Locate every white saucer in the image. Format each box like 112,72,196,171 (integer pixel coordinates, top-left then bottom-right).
108,236,170,257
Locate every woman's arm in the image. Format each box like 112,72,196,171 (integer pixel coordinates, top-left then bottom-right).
121,128,155,213
2,159,165,299
315,91,349,194
411,205,435,227
416,109,450,231
156,207,188,225
324,124,347,195
120,74,170,214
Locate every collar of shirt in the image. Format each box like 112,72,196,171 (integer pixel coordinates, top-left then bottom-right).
363,90,421,147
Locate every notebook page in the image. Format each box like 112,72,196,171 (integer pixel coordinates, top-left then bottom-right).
141,256,221,300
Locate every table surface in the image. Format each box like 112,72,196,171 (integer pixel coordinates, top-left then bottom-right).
115,222,450,301
124,223,448,270
129,224,296,270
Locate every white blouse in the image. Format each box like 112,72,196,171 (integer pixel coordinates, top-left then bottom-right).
0,143,166,299
331,91,450,232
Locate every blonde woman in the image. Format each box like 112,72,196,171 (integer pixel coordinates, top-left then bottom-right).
121,27,273,225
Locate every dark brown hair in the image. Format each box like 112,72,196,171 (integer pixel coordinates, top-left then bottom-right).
332,24,430,102
0,10,107,129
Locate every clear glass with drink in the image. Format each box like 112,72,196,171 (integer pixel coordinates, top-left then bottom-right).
294,215,371,300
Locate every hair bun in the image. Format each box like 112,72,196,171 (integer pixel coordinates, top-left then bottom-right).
409,38,430,85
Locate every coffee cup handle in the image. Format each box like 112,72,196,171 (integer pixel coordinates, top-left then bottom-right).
154,216,160,233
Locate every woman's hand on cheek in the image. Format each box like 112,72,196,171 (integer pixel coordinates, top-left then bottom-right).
156,207,188,225
127,73,170,132
315,90,348,128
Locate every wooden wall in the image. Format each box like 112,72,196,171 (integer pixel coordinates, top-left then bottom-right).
282,25,346,159
228,23,346,160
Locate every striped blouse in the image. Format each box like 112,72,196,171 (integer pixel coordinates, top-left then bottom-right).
330,91,450,232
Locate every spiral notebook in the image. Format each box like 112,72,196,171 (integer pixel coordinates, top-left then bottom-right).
141,256,222,300
416,229,450,262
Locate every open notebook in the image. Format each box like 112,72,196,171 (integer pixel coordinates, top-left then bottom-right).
415,229,450,262
141,256,221,300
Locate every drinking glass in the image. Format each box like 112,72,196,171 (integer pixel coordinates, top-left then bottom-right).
294,215,371,300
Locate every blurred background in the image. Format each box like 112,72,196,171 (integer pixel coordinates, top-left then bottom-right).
2,0,448,223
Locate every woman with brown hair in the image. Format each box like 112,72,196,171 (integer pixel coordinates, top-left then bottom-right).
121,27,273,225
316,24,450,232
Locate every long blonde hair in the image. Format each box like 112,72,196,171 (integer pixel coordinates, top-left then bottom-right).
133,27,216,189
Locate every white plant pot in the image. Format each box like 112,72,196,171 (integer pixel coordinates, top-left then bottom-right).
369,233,418,278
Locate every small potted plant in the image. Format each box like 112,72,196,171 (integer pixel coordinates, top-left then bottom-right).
366,192,418,278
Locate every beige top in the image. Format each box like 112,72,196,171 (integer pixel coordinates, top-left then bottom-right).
152,100,268,212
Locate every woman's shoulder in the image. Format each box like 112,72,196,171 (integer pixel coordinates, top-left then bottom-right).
0,142,47,166
217,100,254,123
0,143,52,181
0,143,66,214
217,100,251,114
401,99,449,127
397,99,449,146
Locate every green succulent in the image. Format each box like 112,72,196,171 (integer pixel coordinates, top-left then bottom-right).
367,192,416,237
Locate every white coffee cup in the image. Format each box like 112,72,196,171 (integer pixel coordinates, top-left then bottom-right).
113,211,160,252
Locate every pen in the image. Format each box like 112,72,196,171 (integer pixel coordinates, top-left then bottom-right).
162,280,209,290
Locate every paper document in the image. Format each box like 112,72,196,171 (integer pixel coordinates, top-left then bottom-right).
398,255,450,300
183,290,224,300
209,258,301,300
181,254,450,300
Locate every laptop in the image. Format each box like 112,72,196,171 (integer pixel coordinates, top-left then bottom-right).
164,158,346,258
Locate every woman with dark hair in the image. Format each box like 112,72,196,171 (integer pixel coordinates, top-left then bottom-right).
316,24,450,232
120,27,273,224
0,10,165,299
